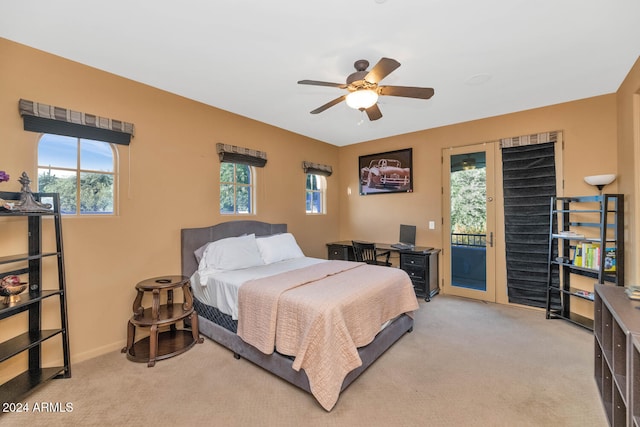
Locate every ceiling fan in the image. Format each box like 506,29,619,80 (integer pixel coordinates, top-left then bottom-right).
298,57,434,121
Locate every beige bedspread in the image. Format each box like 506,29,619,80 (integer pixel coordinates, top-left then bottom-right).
237,260,419,410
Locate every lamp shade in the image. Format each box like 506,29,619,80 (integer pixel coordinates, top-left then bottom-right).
584,174,616,193
584,174,616,187
345,89,378,110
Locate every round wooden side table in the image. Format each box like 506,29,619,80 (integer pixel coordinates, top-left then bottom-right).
121,275,203,367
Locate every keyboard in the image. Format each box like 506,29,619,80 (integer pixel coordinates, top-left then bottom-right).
391,243,413,250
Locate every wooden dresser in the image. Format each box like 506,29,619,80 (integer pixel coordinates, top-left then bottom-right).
594,284,640,426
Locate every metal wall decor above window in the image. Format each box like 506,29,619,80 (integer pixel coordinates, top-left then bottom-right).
216,143,267,167
18,99,134,145
302,161,333,176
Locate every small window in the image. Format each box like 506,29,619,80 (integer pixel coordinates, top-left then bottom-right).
37,134,116,215
220,163,254,214
306,174,326,214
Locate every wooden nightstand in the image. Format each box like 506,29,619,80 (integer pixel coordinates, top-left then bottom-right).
400,249,440,301
122,275,203,367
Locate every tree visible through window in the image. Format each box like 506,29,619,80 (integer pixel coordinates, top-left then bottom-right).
37,134,116,215
450,168,486,235
220,163,253,214
306,174,325,214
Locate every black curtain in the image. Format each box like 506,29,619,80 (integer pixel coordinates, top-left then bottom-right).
502,142,559,308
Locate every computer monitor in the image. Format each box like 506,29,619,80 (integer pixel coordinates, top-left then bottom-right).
399,224,416,246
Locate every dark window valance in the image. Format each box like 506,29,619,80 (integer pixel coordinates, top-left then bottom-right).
302,161,332,176
19,99,134,145
216,143,267,167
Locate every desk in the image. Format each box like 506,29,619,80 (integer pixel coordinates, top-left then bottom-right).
326,241,440,301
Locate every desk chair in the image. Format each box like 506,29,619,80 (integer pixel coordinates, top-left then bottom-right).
352,241,392,267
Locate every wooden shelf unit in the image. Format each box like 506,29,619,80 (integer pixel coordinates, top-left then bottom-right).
0,191,70,403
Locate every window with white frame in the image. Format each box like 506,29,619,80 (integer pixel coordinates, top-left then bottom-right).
37,134,116,215
306,173,326,214
220,162,254,214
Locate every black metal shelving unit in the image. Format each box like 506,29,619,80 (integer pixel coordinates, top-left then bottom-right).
0,191,70,403
545,194,624,330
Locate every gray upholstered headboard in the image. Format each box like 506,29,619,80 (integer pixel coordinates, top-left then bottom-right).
181,220,287,277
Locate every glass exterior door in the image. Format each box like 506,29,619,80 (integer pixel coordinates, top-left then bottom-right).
442,143,496,302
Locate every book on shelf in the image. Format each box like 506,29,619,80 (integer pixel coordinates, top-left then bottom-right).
572,242,601,269
572,245,582,267
604,247,616,272
584,242,600,269
573,289,595,300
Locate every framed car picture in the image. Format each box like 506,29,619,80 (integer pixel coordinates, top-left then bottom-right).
358,148,413,195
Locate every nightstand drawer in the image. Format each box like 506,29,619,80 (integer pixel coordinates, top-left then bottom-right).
404,265,426,280
402,254,426,268
409,277,427,295
327,244,354,261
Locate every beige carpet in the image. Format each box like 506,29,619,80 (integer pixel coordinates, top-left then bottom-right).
1,295,607,427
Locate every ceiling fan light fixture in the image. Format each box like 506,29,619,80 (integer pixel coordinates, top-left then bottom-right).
346,89,378,110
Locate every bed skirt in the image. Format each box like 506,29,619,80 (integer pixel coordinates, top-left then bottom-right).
193,296,237,333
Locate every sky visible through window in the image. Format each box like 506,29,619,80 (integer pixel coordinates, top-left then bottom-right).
39,134,113,172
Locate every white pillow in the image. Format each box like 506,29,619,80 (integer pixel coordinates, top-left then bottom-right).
256,233,305,264
194,243,208,263
199,234,265,271
195,233,250,263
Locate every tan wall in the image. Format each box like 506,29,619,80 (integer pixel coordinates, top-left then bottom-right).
616,56,640,284
0,38,340,365
337,94,618,304
338,95,618,247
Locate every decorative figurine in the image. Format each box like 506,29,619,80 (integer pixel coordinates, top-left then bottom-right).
14,172,52,212
0,275,28,305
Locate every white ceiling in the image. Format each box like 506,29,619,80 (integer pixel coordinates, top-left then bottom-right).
1,1,639,147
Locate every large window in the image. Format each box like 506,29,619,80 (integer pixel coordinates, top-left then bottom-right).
37,134,116,215
306,174,326,214
220,163,254,214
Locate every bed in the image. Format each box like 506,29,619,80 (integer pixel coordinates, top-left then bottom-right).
181,220,418,411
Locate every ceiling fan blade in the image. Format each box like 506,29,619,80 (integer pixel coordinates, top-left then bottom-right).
298,80,348,89
310,95,347,114
378,85,435,99
365,104,382,121
365,58,401,84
